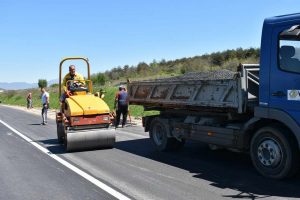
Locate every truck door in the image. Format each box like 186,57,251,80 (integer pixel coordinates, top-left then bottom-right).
269,25,300,123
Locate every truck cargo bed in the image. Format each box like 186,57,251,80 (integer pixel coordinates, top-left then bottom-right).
128,70,248,113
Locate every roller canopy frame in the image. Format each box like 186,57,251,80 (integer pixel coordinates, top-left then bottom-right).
59,57,91,98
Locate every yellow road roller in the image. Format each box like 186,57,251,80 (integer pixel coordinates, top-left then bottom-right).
56,57,115,152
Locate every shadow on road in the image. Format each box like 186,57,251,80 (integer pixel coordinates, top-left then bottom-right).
38,138,113,154
39,138,66,154
115,138,300,199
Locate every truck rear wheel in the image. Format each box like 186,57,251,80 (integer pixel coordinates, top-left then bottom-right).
149,118,185,151
250,125,299,179
57,122,65,144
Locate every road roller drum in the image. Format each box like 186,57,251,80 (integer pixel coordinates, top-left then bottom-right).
65,128,115,152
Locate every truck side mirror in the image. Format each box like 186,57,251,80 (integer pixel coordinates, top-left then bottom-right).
280,25,300,40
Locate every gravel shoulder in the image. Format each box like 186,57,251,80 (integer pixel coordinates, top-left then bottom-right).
0,104,142,125
0,104,57,119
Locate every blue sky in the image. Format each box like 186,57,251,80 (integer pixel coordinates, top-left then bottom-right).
0,0,299,83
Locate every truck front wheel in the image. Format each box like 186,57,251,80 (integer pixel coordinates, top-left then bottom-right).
250,125,299,179
149,118,185,151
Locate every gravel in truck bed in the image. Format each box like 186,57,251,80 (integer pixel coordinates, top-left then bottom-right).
135,69,238,83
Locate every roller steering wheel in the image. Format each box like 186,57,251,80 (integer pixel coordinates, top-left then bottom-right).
72,82,82,88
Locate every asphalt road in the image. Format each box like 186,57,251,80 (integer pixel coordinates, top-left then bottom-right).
1,105,300,200
0,109,116,200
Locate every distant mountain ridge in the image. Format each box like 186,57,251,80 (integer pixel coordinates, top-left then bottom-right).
0,82,37,90
0,79,58,90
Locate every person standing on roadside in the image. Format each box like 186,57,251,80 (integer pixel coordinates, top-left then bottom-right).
41,87,50,125
114,85,128,128
26,92,33,109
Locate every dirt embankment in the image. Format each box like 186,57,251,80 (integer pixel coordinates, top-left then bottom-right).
1,104,142,125
1,104,57,119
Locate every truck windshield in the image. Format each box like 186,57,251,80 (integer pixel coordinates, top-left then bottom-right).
279,40,300,73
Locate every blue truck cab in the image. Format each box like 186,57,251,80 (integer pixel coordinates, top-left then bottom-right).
260,13,300,120
249,13,300,179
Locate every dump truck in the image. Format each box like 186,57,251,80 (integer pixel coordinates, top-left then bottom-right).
56,57,115,152
128,13,300,179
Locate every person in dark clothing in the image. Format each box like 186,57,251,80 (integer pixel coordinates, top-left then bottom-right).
114,85,128,128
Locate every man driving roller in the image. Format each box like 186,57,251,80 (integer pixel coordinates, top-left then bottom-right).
60,65,85,102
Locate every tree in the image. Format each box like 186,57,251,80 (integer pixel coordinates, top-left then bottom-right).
235,47,245,60
38,79,47,88
96,73,106,86
160,59,166,65
137,62,149,75
224,49,236,61
211,52,224,66
150,59,158,68
123,65,129,74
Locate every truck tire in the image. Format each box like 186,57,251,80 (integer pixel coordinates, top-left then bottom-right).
149,118,185,151
57,122,65,144
250,125,299,179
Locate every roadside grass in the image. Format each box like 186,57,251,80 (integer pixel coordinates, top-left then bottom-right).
93,86,159,117
0,88,60,110
0,86,158,117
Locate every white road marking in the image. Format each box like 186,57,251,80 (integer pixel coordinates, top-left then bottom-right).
0,119,131,200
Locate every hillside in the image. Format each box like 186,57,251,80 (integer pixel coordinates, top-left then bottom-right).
90,47,259,85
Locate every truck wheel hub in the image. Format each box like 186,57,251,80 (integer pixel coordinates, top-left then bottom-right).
257,139,282,167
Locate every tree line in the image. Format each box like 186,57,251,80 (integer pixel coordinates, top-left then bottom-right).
91,47,260,86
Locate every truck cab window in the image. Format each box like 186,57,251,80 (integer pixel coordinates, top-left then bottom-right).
279,26,300,73
279,41,300,73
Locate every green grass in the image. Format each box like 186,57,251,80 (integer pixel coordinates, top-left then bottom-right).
0,88,60,110
93,86,159,117
0,86,158,117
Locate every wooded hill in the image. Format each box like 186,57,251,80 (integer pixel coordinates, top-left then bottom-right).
91,47,260,85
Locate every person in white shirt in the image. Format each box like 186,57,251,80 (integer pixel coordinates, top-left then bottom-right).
41,87,50,125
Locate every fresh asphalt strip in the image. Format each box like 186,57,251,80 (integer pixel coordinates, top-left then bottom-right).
0,119,131,200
